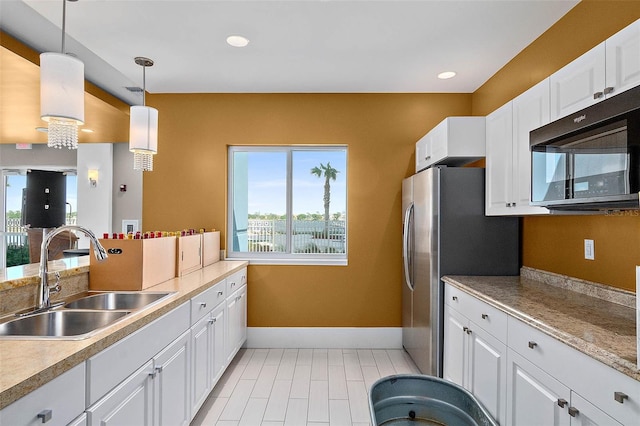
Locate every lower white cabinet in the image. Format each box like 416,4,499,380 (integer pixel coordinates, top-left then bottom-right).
444,284,640,426
0,363,85,426
444,299,507,424
67,413,87,426
226,282,247,363
87,330,191,426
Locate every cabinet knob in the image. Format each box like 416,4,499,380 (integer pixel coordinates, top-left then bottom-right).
557,398,568,408
528,341,537,349
218,291,224,296
604,86,615,95
37,410,52,423
200,302,207,308
452,296,458,301
593,91,604,99
481,314,489,320
568,406,579,417
614,391,628,404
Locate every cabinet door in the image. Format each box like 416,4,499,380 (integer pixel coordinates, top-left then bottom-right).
191,315,213,415
485,101,514,215
467,325,507,426
211,304,226,384
569,392,623,426
605,19,640,98
154,330,191,426
87,361,154,426
507,349,570,426
443,306,468,387
415,132,433,173
550,43,606,120
237,285,248,347
67,413,87,426
511,78,550,215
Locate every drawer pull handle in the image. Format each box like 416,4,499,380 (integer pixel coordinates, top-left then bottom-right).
452,296,458,301
593,91,604,99
37,410,52,423
604,86,614,95
557,398,567,408
155,366,163,374
463,326,469,333
231,282,236,287
568,406,579,417
614,392,628,404
481,314,488,320
209,317,217,324
528,341,537,349
200,302,207,308
465,328,472,335
218,291,224,296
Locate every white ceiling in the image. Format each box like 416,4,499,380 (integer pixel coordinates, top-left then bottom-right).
1,0,579,105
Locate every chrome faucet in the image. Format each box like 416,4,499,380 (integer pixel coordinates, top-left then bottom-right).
37,225,108,310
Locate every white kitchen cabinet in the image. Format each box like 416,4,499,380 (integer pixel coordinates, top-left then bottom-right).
507,348,571,426
153,330,191,426
551,19,640,120
415,116,485,172
87,330,192,426
67,413,87,426
486,79,550,216
86,361,154,426
570,392,623,426
226,268,248,363
0,363,85,426
191,303,226,417
443,284,507,425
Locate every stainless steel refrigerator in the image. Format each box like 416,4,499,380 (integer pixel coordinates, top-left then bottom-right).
402,166,520,376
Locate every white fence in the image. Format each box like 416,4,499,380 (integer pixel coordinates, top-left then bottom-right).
247,219,346,253
4,217,77,248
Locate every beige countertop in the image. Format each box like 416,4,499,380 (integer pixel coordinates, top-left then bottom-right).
443,270,638,382
0,260,248,410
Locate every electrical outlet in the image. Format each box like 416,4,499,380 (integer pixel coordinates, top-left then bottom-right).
584,239,595,260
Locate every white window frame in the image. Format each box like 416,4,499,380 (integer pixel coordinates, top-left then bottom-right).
227,145,347,266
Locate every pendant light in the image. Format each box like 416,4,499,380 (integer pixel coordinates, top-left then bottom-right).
40,0,84,149
129,57,158,171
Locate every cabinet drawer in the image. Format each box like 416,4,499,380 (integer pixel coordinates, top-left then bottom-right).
444,284,507,342
191,279,226,325
508,316,640,425
226,268,247,295
1,363,85,426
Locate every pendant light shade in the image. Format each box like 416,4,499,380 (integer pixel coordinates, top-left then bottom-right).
40,0,84,150
129,56,158,171
129,105,158,171
40,52,85,149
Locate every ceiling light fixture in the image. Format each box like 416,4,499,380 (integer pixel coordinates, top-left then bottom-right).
438,71,457,80
226,35,250,48
40,0,84,149
129,57,158,172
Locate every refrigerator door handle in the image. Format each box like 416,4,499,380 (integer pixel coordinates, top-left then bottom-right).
403,202,414,291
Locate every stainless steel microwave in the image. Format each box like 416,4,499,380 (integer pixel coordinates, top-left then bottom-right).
530,84,640,210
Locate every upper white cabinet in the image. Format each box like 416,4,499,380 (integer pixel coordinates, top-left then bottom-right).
486,79,550,216
415,117,485,172
550,19,640,120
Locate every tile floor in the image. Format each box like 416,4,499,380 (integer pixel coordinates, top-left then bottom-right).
190,348,420,426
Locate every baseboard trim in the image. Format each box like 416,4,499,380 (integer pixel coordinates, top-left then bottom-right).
246,327,402,349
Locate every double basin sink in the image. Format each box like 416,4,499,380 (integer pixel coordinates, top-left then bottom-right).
0,291,175,339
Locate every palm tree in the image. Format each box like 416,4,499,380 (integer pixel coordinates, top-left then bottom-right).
311,162,339,238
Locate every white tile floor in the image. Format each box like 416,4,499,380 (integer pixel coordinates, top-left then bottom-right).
191,348,420,426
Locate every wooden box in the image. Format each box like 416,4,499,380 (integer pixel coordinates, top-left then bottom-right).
89,237,177,291
176,234,202,276
201,231,220,267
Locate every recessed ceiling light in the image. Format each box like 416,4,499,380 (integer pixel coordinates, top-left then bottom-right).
81,128,94,133
226,35,250,48
438,71,457,80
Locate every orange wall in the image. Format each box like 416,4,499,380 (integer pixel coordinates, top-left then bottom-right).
472,1,640,291
144,93,472,326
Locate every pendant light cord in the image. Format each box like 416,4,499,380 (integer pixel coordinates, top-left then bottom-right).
61,0,67,54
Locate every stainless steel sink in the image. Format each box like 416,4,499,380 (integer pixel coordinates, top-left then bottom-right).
0,310,130,339
63,291,174,311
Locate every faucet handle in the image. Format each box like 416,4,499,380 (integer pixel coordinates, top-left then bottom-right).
49,272,62,294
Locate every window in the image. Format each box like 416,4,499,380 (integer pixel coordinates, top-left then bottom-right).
228,146,347,265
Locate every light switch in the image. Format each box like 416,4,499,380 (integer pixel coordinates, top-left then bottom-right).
584,239,594,260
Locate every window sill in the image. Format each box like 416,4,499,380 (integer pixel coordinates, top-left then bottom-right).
225,257,348,266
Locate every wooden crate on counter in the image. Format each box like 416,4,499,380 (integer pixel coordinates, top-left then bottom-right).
176,234,202,277
89,237,177,291
201,231,220,267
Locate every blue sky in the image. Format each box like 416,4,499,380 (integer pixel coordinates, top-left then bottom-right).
246,150,346,216
5,174,77,213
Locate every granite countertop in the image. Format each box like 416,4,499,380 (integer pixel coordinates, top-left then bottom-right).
442,270,638,382
0,260,248,410
0,257,90,291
